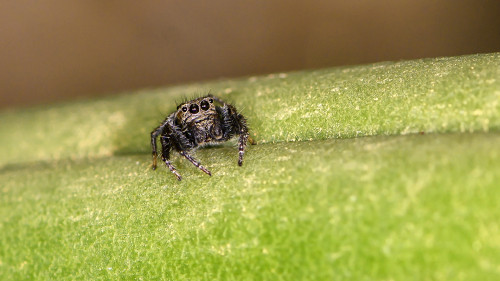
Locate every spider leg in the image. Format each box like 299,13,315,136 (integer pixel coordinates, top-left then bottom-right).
237,124,249,166
216,101,253,166
150,127,163,170
161,135,182,181
178,151,212,176
230,106,250,166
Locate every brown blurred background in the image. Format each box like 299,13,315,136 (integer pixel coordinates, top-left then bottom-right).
1,0,500,109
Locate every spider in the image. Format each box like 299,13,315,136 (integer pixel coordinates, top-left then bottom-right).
150,95,254,180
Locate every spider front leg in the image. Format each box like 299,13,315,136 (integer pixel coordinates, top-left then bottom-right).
179,151,212,176
161,136,183,181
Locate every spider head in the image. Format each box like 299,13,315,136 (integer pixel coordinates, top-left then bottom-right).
175,96,216,125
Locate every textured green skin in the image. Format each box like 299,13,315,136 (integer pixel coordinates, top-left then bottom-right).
1,53,499,280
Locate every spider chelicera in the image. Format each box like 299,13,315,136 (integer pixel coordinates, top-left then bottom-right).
150,95,255,180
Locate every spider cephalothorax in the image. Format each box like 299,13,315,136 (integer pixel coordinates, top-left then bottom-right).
150,95,254,180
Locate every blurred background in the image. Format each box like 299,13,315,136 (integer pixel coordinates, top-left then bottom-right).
1,0,500,109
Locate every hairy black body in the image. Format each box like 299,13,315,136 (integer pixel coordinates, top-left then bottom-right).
151,95,253,180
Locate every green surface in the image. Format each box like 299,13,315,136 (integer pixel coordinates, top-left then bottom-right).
1,53,500,280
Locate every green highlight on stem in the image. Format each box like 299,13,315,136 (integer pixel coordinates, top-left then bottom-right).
1,53,499,167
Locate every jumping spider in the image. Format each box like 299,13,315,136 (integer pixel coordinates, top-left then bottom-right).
151,95,254,180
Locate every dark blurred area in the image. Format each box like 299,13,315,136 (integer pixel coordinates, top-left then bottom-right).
1,0,500,109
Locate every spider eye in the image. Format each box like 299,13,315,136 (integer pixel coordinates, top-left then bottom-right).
182,106,187,112
209,98,214,103
200,100,209,110
189,104,199,114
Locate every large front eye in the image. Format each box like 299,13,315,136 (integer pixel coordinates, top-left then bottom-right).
200,100,209,111
189,104,199,114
